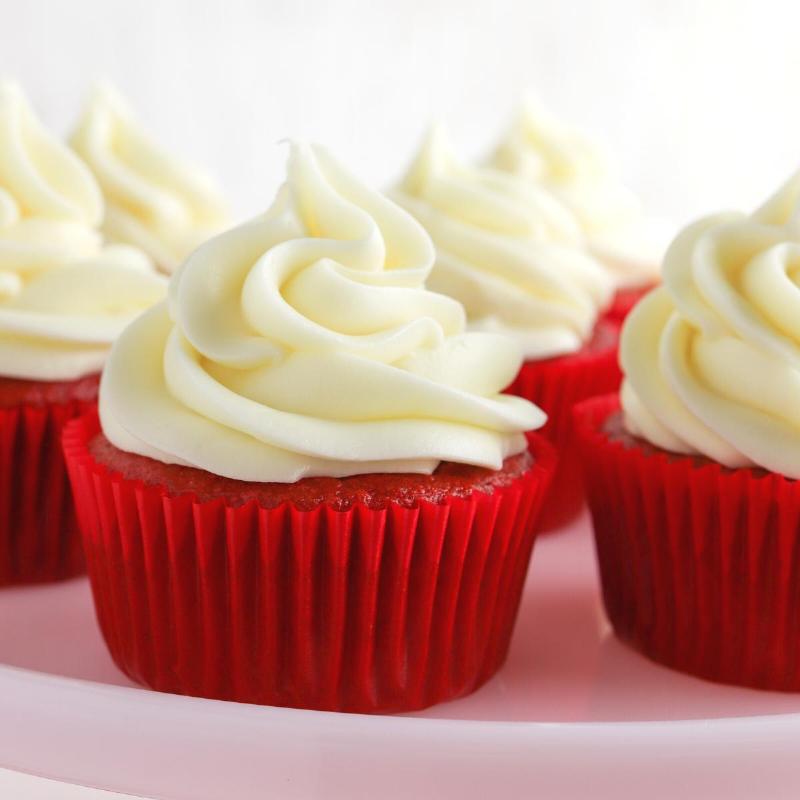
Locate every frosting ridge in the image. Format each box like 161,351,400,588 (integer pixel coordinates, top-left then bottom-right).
621,170,800,478
70,82,230,273
490,96,663,288
100,142,544,481
0,82,166,380
393,125,613,359
0,82,103,279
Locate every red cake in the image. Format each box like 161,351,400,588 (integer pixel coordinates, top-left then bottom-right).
601,407,770,473
0,373,100,408
89,430,534,511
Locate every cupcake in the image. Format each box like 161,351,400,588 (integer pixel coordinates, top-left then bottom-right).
392,125,619,528
489,95,665,323
0,82,166,584
575,170,800,690
63,142,555,713
70,82,230,274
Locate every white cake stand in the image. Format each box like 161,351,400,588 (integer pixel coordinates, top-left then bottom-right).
2,512,799,799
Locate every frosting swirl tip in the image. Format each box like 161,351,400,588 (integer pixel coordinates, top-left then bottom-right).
490,94,662,288
70,81,231,273
393,123,613,360
0,81,166,380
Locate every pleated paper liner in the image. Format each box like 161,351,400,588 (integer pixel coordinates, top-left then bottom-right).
0,381,98,585
575,394,800,692
602,283,656,326
505,319,621,531
63,412,556,713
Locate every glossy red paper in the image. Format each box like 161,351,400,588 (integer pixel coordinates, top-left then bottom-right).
576,394,800,692
0,395,96,585
601,284,656,326
64,412,556,713
506,320,621,530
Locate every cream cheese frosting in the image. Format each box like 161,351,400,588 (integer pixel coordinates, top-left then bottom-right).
621,170,800,478
0,82,103,278
0,82,167,381
392,125,613,360
70,83,230,274
99,142,545,482
490,96,663,289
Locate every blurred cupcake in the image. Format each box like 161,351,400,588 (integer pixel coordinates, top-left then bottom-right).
575,170,800,690
70,82,230,274
393,125,619,528
0,82,166,584
490,95,666,323
63,142,555,713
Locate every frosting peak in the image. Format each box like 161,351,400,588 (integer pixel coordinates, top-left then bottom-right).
70,82,230,273
0,82,166,380
0,82,103,227
621,170,800,478
393,125,613,359
490,96,663,288
0,81,104,278
101,142,544,482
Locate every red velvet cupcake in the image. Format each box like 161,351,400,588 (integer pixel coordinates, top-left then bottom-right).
65,414,554,712
0,82,165,585
64,143,554,713
392,125,621,529
577,394,800,691
576,172,800,690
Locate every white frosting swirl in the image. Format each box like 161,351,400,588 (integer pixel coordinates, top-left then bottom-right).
392,126,613,359
0,82,103,279
490,96,663,288
100,142,544,482
0,245,167,380
0,82,166,380
70,83,230,274
621,170,800,478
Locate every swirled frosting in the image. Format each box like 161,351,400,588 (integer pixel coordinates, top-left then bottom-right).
621,170,800,478
392,126,613,359
0,82,103,279
99,142,545,482
490,96,662,288
0,82,166,380
70,83,230,274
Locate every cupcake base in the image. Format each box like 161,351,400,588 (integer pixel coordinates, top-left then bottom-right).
0,374,99,586
575,394,800,692
505,320,621,530
63,412,556,713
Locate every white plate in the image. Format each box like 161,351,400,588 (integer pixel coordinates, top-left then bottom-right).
2,513,800,799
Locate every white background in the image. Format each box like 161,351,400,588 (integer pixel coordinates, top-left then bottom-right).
3,0,800,241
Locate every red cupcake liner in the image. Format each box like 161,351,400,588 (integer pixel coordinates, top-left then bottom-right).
0,393,97,585
602,284,656,326
63,412,556,713
505,319,621,530
575,394,800,691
